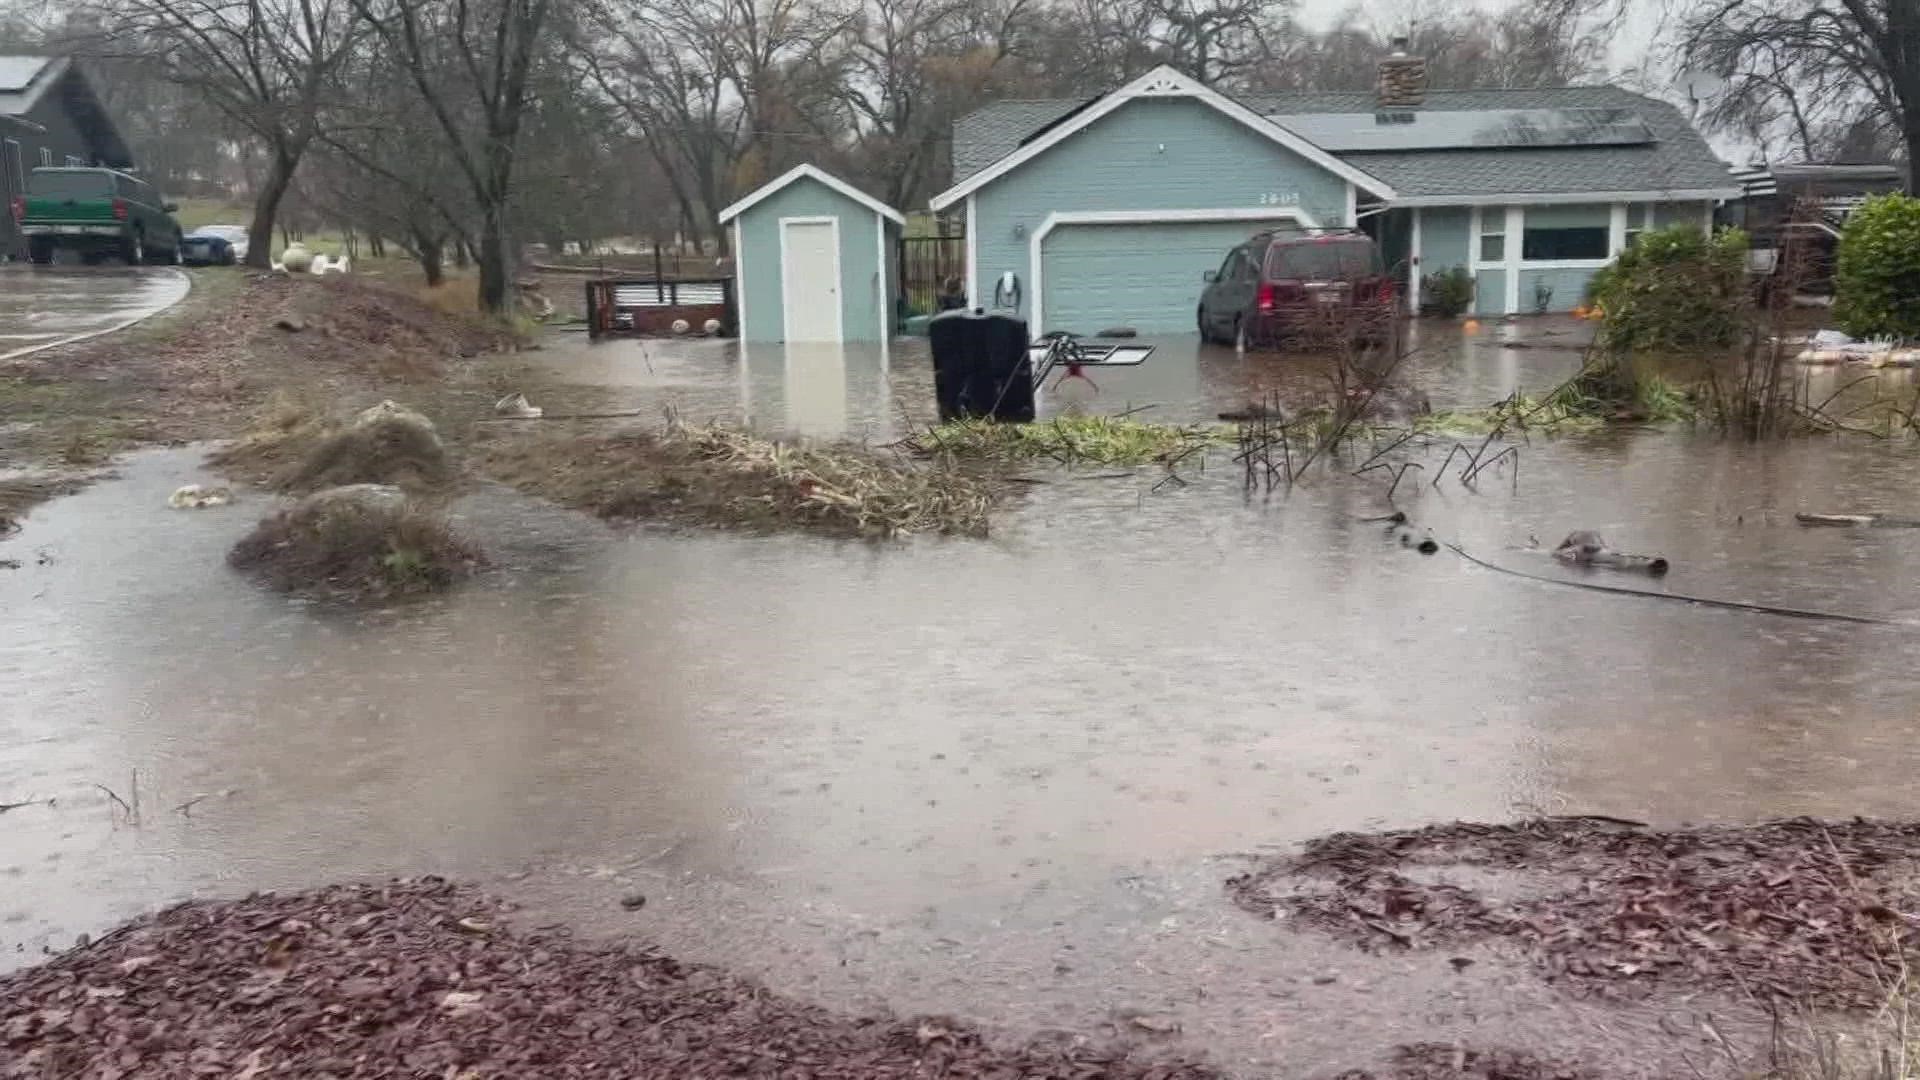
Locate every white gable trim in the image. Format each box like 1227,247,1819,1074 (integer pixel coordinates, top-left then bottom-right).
929,65,1394,212
720,164,906,226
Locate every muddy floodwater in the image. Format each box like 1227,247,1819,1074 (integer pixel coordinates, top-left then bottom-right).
5,319,1920,1075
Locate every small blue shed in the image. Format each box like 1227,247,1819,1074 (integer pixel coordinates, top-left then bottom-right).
720,165,905,344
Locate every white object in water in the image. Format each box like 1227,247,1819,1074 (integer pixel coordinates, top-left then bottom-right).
494,392,543,419
703,318,722,336
168,484,231,509
671,318,691,335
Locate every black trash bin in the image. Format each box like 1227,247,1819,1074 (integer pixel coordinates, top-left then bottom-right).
928,309,1034,422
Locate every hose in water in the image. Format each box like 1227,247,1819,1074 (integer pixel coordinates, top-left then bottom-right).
1442,542,1896,626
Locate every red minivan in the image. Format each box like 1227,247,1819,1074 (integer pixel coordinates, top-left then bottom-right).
1197,231,1397,350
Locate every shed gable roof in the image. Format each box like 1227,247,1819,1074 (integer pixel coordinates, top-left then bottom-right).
930,65,1394,211
952,83,1738,202
719,164,905,225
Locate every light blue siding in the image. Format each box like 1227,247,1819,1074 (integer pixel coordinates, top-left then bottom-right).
1523,203,1610,230
1653,201,1711,229
1474,270,1507,316
1420,206,1471,273
972,97,1355,330
1518,267,1598,313
736,174,892,342
1042,220,1275,334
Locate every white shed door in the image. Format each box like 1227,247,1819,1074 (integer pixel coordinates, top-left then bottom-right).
781,219,841,342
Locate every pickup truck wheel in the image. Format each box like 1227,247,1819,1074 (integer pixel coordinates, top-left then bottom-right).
26,239,54,265
123,232,145,266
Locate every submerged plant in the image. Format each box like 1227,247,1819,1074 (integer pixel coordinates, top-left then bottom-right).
911,415,1227,466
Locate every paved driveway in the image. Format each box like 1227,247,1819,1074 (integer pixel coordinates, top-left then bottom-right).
0,266,191,360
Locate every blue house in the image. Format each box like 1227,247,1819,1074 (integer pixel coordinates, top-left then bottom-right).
932,57,1738,329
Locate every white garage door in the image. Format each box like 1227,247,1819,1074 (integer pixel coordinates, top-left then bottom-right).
1038,219,1301,335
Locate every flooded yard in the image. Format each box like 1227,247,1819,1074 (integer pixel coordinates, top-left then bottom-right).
4,319,1920,1075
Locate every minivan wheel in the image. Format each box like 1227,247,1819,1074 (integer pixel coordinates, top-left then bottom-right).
1233,316,1248,353
1197,305,1212,344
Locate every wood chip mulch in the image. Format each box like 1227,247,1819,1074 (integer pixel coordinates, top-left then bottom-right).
1227,817,1920,1006
1,878,1219,1079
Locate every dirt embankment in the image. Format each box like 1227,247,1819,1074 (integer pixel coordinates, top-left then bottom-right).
0,273,523,532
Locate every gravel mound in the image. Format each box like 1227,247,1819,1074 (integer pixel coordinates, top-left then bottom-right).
1,879,1219,1079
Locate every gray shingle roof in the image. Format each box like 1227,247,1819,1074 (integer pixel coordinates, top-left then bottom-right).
949,84,1737,200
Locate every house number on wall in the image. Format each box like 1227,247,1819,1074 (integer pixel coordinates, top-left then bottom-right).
1258,192,1301,206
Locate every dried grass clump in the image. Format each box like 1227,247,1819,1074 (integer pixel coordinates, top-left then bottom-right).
228,485,483,599
212,398,452,493
477,423,993,539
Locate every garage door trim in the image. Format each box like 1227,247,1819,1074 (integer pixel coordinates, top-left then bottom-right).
1029,206,1324,334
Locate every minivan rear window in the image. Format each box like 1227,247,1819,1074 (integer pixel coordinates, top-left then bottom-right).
1267,241,1383,280
26,170,114,198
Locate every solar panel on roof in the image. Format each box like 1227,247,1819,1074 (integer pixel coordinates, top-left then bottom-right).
1268,108,1655,152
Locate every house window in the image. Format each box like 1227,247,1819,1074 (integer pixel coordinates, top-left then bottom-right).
1479,213,1506,262
1521,205,1610,261
1625,204,1651,247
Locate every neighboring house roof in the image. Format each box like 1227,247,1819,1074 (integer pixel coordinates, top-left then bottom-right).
951,83,1739,204
932,66,1394,211
719,163,906,225
0,54,134,168
0,54,64,116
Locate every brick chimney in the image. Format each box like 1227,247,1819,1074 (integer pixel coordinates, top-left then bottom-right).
1376,37,1427,109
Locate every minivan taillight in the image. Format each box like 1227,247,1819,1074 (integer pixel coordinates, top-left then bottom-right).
8,196,22,223
112,198,128,220
1257,282,1276,313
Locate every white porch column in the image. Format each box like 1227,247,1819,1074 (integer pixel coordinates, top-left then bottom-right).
1608,203,1628,256
1408,207,1423,313
1503,205,1523,315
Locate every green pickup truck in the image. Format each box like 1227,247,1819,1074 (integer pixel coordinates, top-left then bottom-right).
11,167,184,266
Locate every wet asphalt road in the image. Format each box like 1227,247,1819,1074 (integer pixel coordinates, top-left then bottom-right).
0,265,191,359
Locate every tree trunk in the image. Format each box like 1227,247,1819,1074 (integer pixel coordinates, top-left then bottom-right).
369,234,386,258
410,226,445,286
477,201,513,314
1904,103,1920,195
246,148,299,270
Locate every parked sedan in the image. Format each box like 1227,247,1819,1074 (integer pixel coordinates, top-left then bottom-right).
180,225,250,266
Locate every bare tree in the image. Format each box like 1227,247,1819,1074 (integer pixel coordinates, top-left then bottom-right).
93,0,360,266
577,0,844,250
350,0,558,312
1679,0,1920,180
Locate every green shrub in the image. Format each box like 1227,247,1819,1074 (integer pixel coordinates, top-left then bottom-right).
1834,193,1920,339
1588,225,1749,353
1421,266,1474,318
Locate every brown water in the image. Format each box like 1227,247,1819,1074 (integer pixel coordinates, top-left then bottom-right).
4,320,1919,1075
